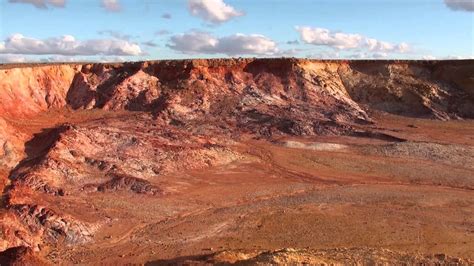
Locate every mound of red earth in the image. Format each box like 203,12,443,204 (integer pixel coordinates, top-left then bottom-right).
0,59,473,263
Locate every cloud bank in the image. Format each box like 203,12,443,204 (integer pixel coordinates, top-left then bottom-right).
188,0,244,24
296,26,410,54
0,34,143,56
167,32,278,56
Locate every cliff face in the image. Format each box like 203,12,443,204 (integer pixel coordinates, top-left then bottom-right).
0,65,79,118
1,59,472,121
63,59,474,121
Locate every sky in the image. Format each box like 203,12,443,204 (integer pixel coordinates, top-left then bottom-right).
0,0,473,62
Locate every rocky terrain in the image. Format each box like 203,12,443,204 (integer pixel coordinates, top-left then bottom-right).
0,59,473,264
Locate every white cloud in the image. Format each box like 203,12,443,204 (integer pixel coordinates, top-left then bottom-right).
168,32,278,56
8,0,65,9
188,0,244,24
296,27,363,50
365,38,410,53
0,34,143,56
295,26,410,54
444,0,474,11
0,54,27,63
168,32,218,54
101,0,121,12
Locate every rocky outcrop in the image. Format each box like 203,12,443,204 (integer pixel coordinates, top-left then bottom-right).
11,204,96,245
7,117,244,197
96,173,162,195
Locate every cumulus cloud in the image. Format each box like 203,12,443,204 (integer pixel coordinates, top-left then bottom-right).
296,26,410,53
167,32,278,56
296,27,362,50
365,38,410,53
101,0,121,12
0,34,143,56
444,0,474,11
8,0,65,9
188,0,244,24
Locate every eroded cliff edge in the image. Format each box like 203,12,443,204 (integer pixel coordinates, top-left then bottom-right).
0,59,474,118
1,59,473,119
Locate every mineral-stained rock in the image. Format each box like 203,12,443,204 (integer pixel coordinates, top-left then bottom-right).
96,173,162,195
11,204,96,245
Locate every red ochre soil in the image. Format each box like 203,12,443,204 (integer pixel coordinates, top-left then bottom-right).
0,58,473,264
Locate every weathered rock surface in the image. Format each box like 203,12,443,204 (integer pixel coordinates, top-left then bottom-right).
0,65,79,118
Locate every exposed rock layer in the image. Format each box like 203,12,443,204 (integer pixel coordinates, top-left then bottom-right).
1,59,473,120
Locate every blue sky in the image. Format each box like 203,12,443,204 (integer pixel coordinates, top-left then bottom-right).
0,0,472,62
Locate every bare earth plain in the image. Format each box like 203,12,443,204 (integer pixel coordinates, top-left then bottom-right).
0,59,473,264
